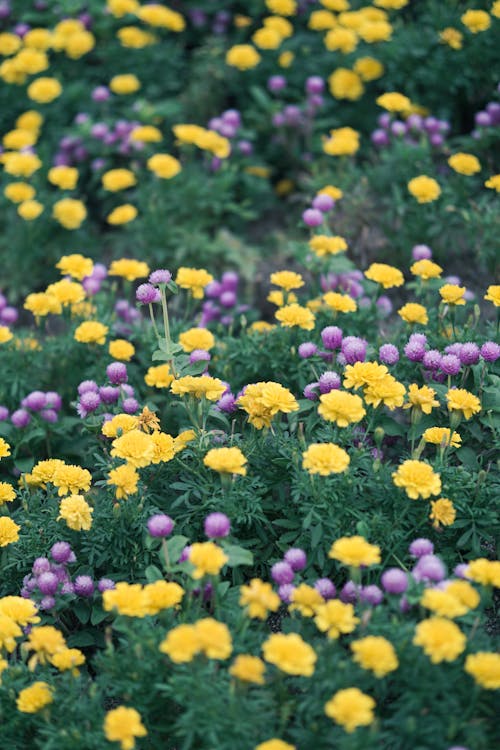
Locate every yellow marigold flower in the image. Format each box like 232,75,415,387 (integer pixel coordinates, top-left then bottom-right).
0,517,20,547
328,68,364,101
102,414,138,438
109,258,149,281
189,542,228,579
195,618,232,660
107,464,139,500
461,10,491,33
353,56,384,81
376,91,411,112
439,283,466,306
147,153,181,179
448,152,481,176
314,600,358,639
143,581,184,615
16,110,43,132
252,27,282,50
238,381,299,429
204,447,247,476
289,584,324,617
104,706,147,750
411,259,443,280
309,9,337,30
421,587,469,619
0,438,10,459
323,291,357,313
365,262,404,288
18,199,43,221
109,339,135,361
484,285,500,306
263,16,293,37
230,655,266,684
329,535,380,567
0,597,39,626
404,383,439,414
159,623,200,662
52,198,87,229
250,320,275,333
117,26,156,48
226,44,261,70
47,279,85,307
130,125,162,143
446,388,481,420
17,682,53,713
240,579,281,619
358,20,393,43
407,175,441,204
3,128,37,150
57,494,93,531
302,443,350,476
150,432,176,464
413,617,466,663
136,4,185,30
255,742,294,750
2,151,42,177
351,636,399,677
74,320,108,345
145,364,174,388
325,28,358,54
0,31,21,55
27,76,62,103
276,303,315,330
179,327,215,353
398,302,428,325
56,253,92,280
4,181,35,203
0,325,13,344
26,625,66,664
0,482,16,504
102,168,137,192
430,498,456,528
111,429,155,468
50,647,85,674
175,267,213,298
0,612,22,652
171,375,225,401
465,652,500,690
318,185,343,200
363,375,406,410
109,73,140,94
493,0,500,18
325,687,375,733
48,166,78,190
423,427,461,448
30,458,65,485
270,270,304,291
343,362,388,391
323,126,360,156
485,174,500,192
374,0,408,7
466,559,500,588
106,0,140,17
107,204,138,225
103,582,148,617
309,235,347,257
392,459,441,499
318,390,365,428
266,0,296,14
262,633,316,676
439,27,463,49
268,290,296,307
446,580,480,610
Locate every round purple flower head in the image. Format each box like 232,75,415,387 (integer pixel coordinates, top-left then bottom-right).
340,580,359,603
149,269,172,285
268,75,286,93
459,343,480,366
189,349,211,364
302,208,323,227
298,342,318,359
99,386,120,404
409,538,434,558
440,354,461,376
122,397,139,414
305,76,324,94
107,362,128,385
204,512,230,539
98,578,116,592
136,283,160,304
284,548,307,571
319,371,341,394
321,326,343,350
480,341,500,362
78,380,99,396
314,578,336,599
278,583,295,603
37,572,59,596
413,554,446,583
271,561,294,585
178,545,191,563
12,409,31,428
74,575,94,597
379,344,399,365
381,568,408,594
422,349,441,371
78,391,101,417
39,596,56,610
360,585,383,606
303,383,319,401
341,336,367,365
404,340,426,363
216,393,237,413
312,194,334,213
376,295,393,316
45,392,62,411
50,541,73,564
0,406,9,421
412,244,433,260
32,557,51,576
147,514,174,538
23,391,46,411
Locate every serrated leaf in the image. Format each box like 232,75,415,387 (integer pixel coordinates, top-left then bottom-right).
221,542,253,567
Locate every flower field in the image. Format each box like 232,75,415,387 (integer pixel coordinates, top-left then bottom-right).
0,1,499,749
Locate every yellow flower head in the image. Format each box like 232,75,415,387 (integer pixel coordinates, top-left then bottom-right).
430,498,456,528
0,483,16,504
439,27,463,50
4,182,36,204
179,327,215,353
109,258,149,281
407,175,441,203
351,636,399,677
318,390,365,428
413,617,466,663
240,579,281,619
17,682,53,713
175,267,214,299
171,375,225,401
147,153,181,179
230,655,266,685
109,73,141,94
103,582,148,618
302,443,350,476
289,584,324,617
48,166,79,190
466,559,500,588
404,383,439,414
109,339,135,361
262,633,316,676
143,581,184,615
324,27,358,54
376,91,411,112
74,321,108,345
255,742,295,750
159,623,200,662
439,284,466,306
25,625,66,663
328,68,364,101
423,427,461,449
323,291,357,313
448,152,481,176
365,263,404,288
353,56,384,81
484,285,500,307
57,495,93,531
461,10,491,33
314,600,359,639
270,270,304,291
446,388,481,420
309,235,347,257
107,204,138,225
324,687,376,733
398,303,428,325
329,535,381,567
56,253,92,280
194,617,232,660
101,414,138,438
0,597,39,626
465,652,500,690
226,44,261,70
204,447,247,476
107,464,139,500
410,259,443,280
323,126,360,156
102,169,137,192
238,381,298,429
27,77,62,103
276,303,315,330
392,459,441,499
104,706,147,750
189,542,228,579
485,175,500,192
111,430,155,468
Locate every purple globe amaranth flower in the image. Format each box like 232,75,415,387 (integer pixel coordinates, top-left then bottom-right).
298,342,318,359
413,554,446,583
221,271,239,292
409,333,427,346
318,371,341,394
407,113,423,130
0,406,9,421
99,386,120,404
40,408,56,424
37,572,59,596
321,326,343,350
12,409,31,428
271,561,295,585
381,568,408,594
312,193,334,212
22,391,47,411
430,133,444,148
379,344,399,365
39,596,56,610
440,354,461,376
147,514,174,538
409,538,434,558
107,362,128,385
0,306,18,324
278,583,295,603
120,384,135,398
122,397,139,414
79,390,101,412
74,575,94,597
44,392,62,411
314,578,336,599
302,208,323,227
222,109,241,128
305,76,324,94
360,585,383,606
459,343,480,366
340,580,359,603
453,564,469,580
304,383,319,401
412,244,433,260
481,341,500,362
92,85,110,102
376,295,393,316
342,336,368,365
136,283,160,304
378,112,391,129
216,392,237,413
284,548,307,571
32,557,51,575
391,120,406,137
179,545,191,563
204,512,231,539
50,541,73,564
237,139,253,155
189,349,211,365
98,578,116,592
219,290,236,308
422,349,441,370
371,128,390,147
205,281,222,298
78,380,99,395
268,75,286,93
404,340,426,362
444,343,463,357
149,269,172,285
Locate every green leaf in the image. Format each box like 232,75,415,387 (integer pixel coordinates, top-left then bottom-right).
73,601,90,625
145,565,164,583
90,607,109,626
221,543,253,568
163,535,189,569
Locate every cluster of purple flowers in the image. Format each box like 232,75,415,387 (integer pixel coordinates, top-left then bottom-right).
403,332,499,379
1,390,62,429
271,76,325,131
21,542,114,610
271,547,337,602
471,99,500,138
82,262,107,296
372,113,450,149
0,292,19,326
76,363,138,420
208,109,253,165
200,271,248,327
